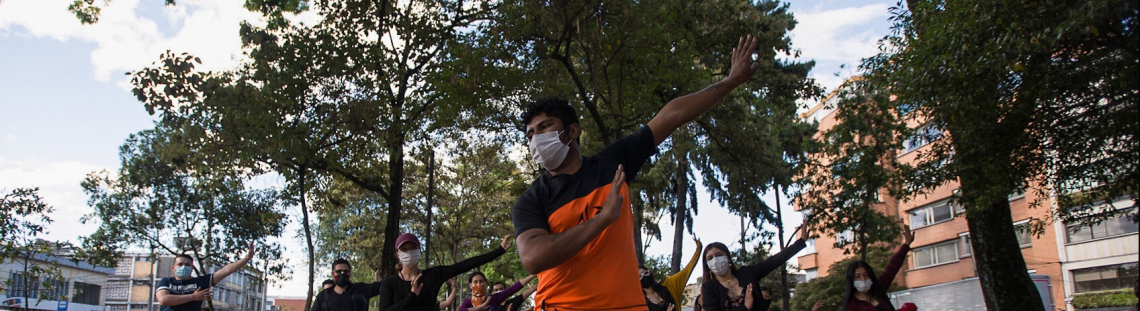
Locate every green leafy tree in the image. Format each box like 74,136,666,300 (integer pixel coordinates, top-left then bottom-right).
78,127,287,310
0,188,69,310
863,0,1139,309
796,79,909,260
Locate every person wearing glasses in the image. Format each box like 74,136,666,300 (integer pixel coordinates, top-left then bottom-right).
310,258,384,311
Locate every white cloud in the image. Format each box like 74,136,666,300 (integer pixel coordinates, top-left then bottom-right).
0,155,110,243
790,3,891,92
0,0,263,85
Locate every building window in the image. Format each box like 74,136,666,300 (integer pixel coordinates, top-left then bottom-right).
804,268,818,282
913,240,959,268
7,272,37,298
803,238,816,254
1073,263,1139,293
836,229,855,245
72,282,102,305
42,278,67,301
958,232,972,257
1014,220,1033,248
909,199,963,229
1008,187,1026,201
903,123,943,152
1066,207,1139,243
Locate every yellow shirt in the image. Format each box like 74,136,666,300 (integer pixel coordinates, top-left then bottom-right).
659,240,703,308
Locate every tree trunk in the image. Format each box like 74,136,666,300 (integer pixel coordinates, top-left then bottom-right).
670,153,688,274
381,139,405,276
775,185,791,311
632,193,645,265
964,189,1045,311
425,150,435,266
300,169,316,311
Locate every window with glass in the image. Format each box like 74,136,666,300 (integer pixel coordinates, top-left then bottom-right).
1073,263,1139,293
1014,220,1033,248
913,240,959,268
1066,208,1139,243
805,268,818,282
909,199,963,229
958,233,972,257
904,123,943,152
72,282,101,305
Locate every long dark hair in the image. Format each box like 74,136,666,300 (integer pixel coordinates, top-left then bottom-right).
701,242,738,283
841,260,890,311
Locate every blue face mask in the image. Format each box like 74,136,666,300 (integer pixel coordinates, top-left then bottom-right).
176,266,193,278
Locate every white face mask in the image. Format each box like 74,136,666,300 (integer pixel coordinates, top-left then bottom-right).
708,255,731,276
398,249,421,266
853,279,873,293
529,130,570,171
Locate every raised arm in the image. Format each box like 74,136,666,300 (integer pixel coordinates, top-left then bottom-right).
879,226,914,286
741,226,808,278
439,277,458,309
212,242,256,285
646,35,759,145
438,235,511,278
517,166,626,274
664,239,703,289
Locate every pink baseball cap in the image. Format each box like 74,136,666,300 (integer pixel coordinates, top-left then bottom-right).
396,233,421,249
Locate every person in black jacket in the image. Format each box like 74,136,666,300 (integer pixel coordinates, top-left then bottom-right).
701,226,808,311
379,233,512,311
311,258,382,311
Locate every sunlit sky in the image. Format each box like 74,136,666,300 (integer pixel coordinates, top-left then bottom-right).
0,0,897,297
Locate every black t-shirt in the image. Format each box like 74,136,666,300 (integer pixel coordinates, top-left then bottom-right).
379,247,506,311
701,239,806,311
310,282,383,311
155,274,212,311
512,126,657,236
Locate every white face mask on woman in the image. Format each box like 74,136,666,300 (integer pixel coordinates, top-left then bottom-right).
853,279,873,293
708,255,731,276
398,249,421,266
529,130,570,171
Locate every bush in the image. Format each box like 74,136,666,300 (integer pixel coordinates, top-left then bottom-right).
1072,289,1139,309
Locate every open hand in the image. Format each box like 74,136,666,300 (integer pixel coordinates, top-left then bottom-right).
725,35,759,86
812,301,824,311
410,274,424,296
245,242,257,259
798,224,810,240
903,224,915,245
191,288,211,301
743,284,754,309
501,234,514,250
599,165,626,224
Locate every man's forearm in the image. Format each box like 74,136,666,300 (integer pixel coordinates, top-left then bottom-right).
213,256,252,284
649,79,740,144
518,217,613,274
158,293,199,306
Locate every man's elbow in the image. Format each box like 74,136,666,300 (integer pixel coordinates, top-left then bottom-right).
518,252,549,275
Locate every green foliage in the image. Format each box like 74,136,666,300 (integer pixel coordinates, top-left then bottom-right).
1071,289,1140,309
857,0,1138,309
796,79,908,258
790,245,904,311
0,188,69,308
77,127,287,279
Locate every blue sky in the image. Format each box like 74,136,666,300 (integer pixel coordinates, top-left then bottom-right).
0,0,896,296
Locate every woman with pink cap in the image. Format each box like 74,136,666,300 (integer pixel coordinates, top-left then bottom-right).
379,232,513,311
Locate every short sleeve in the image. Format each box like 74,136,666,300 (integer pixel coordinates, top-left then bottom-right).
512,185,550,236
155,278,171,293
596,126,658,182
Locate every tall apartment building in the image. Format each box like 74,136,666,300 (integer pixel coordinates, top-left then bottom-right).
105,253,268,311
1,253,112,311
794,78,1138,311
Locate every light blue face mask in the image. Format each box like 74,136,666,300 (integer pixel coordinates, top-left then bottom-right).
176,266,193,278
